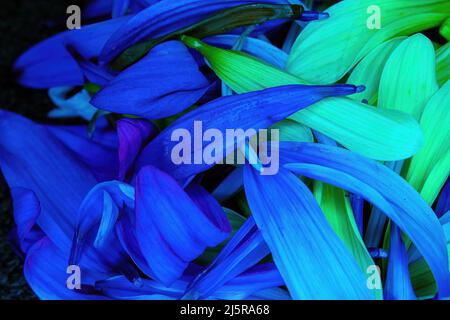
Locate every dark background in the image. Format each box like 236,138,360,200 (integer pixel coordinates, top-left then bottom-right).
0,0,87,300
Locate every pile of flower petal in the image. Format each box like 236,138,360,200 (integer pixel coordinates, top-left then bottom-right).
2,0,449,300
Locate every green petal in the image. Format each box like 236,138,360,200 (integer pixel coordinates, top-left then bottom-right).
287,0,450,84
183,37,423,161
347,37,405,104
289,98,423,161
378,34,438,120
406,81,450,202
313,182,383,299
436,42,450,86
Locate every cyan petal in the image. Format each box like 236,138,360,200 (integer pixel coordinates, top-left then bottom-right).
281,142,450,297
244,165,373,299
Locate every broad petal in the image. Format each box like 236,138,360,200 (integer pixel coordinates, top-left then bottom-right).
24,238,106,300
286,0,449,84
134,166,230,285
378,34,438,120
406,81,450,204
244,165,373,299
91,41,209,119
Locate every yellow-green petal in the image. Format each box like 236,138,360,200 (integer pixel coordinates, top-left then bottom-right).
287,0,450,84
183,36,423,161
314,182,383,299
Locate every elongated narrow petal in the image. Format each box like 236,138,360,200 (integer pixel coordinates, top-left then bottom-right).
69,181,135,265
48,87,98,120
313,182,382,299
436,42,450,86
347,37,405,103
287,0,449,84
409,213,450,299
136,84,361,180
14,17,131,88
406,81,450,204
91,41,210,119
99,0,293,64
117,118,156,180
183,37,423,161
184,217,270,299
205,35,288,68
244,165,373,299
281,142,450,297
378,34,438,120
135,166,230,285
385,224,416,300
436,179,450,218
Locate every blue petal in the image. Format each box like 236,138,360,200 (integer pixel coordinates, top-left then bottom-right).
212,167,244,203
281,142,450,297
24,238,106,299
385,224,416,300
117,118,157,180
112,0,130,18
137,84,362,181
0,110,98,250
350,193,364,236
436,179,450,218
14,17,131,88
48,123,119,181
134,166,231,285
10,188,43,253
91,41,209,119
183,217,270,299
99,0,290,63
364,160,404,247
244,165,373,299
